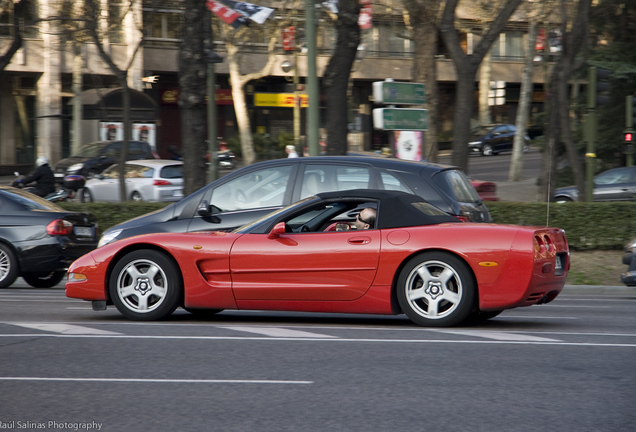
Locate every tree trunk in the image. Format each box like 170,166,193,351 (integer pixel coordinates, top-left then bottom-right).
228,45,256,165
179,0,209,196
440,0,524,173
404,0,441,162
509,21,538,182
323,0,360,155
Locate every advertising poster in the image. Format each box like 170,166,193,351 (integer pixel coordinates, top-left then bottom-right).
394,131,422,161
99,122,123,141
133,123,157,151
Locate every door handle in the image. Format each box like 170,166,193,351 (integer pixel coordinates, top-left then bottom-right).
348,237,371,245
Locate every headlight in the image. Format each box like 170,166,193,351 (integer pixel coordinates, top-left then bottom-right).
468,141,482,146
98,229,123,248
68,163,85,173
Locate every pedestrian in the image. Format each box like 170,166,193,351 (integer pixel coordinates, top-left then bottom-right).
286,145,299,158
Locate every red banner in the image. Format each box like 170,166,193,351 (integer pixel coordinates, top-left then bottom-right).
206,0,247,28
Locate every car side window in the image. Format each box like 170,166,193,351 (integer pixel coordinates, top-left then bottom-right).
596,168,632,185
379,171,412,193
301,164,371,199
210,165,292,212
103,144,119,158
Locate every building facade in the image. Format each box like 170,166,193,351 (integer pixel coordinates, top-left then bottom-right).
0,0,552,172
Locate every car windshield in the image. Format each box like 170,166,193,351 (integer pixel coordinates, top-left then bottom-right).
2,189,65,211
470,126,495,137
72,143,107,158
432,169,482,203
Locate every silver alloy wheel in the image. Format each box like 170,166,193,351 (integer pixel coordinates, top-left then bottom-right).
131,191,143,201
0,244,18,288
115,258,168,314
403,259,463,320
481,144,493,156
0,249,11,282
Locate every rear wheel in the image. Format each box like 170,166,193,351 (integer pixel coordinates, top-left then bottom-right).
0,244,19,288
130,191,143,201
555,196,573,203
22,271,66,288
396,252,475,327
109,250,182,320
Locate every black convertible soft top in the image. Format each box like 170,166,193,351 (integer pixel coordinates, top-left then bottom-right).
316,190,461,229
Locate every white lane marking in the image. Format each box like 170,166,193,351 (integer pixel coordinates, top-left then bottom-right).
220,326,337,339
0,334,634,347
431,329,560,342
10,323,121,335
0,377,312,384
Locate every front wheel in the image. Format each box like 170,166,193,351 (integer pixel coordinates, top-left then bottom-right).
22,271,66,288
0,244,19,288
396,252,475,327
555,196,573,203
109,250,183,320
481,144,494,156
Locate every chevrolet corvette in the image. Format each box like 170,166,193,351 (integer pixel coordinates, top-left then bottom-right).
66,190,570,327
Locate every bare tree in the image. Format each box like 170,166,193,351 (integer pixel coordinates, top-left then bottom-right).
213,2,297,165
322,0,360,155
440,0,524,172
402,0,443,162
180,0,209,195
538,0,591,201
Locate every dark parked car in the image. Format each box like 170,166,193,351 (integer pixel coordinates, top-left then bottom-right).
468,124,530,156
554,166,636,202
98,156,492,247
53,140,158,181
0,186,98,288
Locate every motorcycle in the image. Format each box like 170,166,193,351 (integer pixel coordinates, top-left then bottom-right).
12,172,86,203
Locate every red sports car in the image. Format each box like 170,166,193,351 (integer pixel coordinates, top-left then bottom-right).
66,190,570,327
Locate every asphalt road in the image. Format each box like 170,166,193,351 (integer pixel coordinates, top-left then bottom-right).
1,285,634,432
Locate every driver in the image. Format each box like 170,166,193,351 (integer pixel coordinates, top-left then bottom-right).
355,208,376,230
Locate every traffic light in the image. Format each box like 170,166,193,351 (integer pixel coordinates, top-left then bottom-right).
626,132,633,143
588,67,612,108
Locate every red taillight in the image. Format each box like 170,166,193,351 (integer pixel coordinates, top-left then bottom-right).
153,180,172,186
455,215,470,222
46,219,73,236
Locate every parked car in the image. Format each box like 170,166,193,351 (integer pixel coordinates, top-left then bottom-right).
620,238,636,286
80,160,184,203
97,156,493,247
469,179,499,201
67,190,569,326
53,140,158,181
468,124,530,156
0,186,98,288
554,166,636,202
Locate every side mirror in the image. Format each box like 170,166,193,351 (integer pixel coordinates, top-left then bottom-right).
197,200,211,217
267,222,287,239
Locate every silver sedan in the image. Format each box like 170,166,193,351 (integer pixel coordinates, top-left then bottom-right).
80,159,184,203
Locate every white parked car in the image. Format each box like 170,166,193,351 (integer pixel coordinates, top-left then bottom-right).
80,160,184,203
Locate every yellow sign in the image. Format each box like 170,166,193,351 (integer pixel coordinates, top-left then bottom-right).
254,93,309,108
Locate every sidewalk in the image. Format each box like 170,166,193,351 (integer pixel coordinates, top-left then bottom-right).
495,177,540,203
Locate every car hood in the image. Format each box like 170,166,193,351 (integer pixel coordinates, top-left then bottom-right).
103,204,179,232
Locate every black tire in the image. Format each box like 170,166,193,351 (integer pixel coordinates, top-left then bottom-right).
130,191,143,202
109,250,183,320
22,271,66,288
396,252,475,327
555,196,573,203
80,188,94,203
0,243,19,288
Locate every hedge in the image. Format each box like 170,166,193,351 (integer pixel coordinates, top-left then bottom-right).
59,201,635,251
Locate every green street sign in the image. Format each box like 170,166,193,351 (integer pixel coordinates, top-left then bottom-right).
372,108,429,131
372,81,426,105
